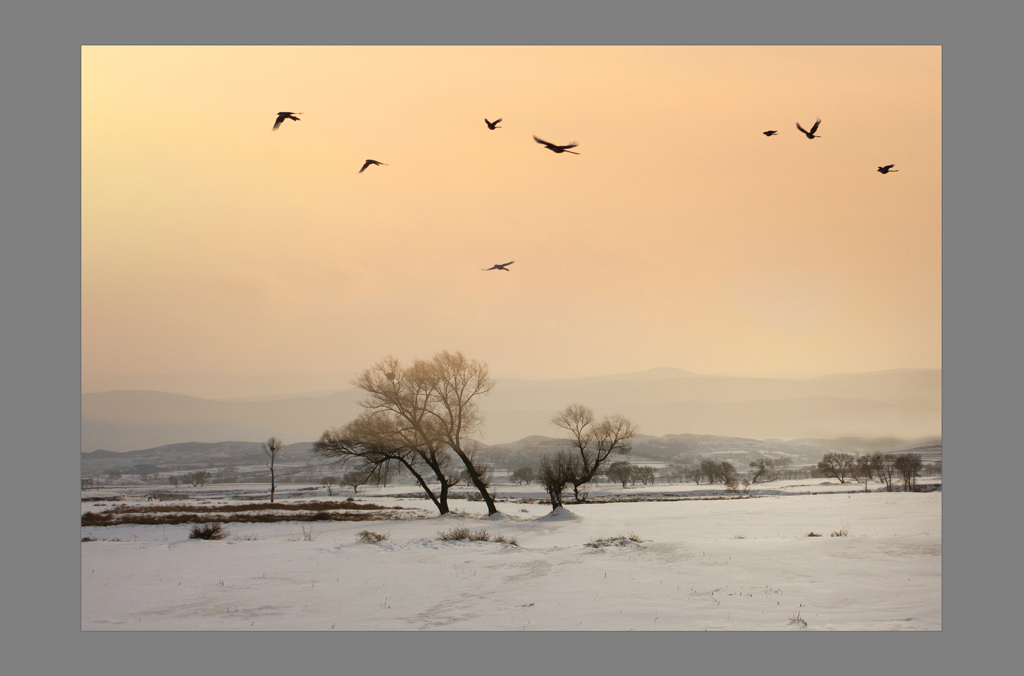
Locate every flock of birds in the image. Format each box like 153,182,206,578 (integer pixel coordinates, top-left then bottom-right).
271,111,898,272
766,118,899,174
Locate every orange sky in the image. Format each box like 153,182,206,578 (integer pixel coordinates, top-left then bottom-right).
82,46,940,395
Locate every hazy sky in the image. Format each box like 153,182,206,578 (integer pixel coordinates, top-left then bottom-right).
82,46,940,395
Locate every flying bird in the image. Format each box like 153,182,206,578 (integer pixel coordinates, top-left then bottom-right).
877,164,899,174
763,130,779,137
359,159,387,173
796,118,822,139
534,135,580,154
482,261,514,272
272,112,302,130
485,118,503,130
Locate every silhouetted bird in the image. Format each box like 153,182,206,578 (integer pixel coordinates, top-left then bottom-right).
796,118,822,139
482,261,514,272
763,130,779,136
359,159,387,173
273,112,302,130
485,118,503,130
533,136,580,155
877,164,899,175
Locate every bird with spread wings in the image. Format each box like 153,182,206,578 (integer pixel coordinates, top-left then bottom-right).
796,118,822,139
272,112,302,130
359,159,387,173
482,261,514,271
533,136,580,154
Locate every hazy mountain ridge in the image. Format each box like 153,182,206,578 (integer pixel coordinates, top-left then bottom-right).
81,369,940,453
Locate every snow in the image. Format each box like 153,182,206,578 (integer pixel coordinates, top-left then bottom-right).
81,480,940,630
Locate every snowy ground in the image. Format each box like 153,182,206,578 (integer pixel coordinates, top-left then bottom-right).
82,479,941,631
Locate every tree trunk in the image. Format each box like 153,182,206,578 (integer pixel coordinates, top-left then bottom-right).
548,489,562,511
450,449,498,515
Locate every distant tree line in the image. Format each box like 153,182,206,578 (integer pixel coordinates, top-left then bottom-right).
816,451,934,491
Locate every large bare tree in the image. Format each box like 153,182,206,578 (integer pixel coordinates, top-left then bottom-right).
313,351,498,514
423,351,499,514
551,403,638,502
313,411,461,514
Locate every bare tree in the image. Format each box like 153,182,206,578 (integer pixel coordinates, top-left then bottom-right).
893,453,923,491
264,436,283,502
687,462,707,485
168,474,180,488
749,457,777,483
606,460,633,488
539,450,579,511
422,351,500,514
511,467,535,485
188,470,209,488
854,454,876,483
872,452,898,491
313,411,460,514
551,404,637,502
315,350,495,514
313,353,496,514
694,458,723,484
634,465,656,485
321,476,336,496
817,452,856,483
342,470,372,493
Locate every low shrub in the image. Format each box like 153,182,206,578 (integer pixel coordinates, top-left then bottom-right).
189,523,228,540
585,533,645,547
806,531,822,537
436,526,518,546
357,530,390,543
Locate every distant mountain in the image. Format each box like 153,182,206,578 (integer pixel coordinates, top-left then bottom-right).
81,441,315,474
81,368,940,453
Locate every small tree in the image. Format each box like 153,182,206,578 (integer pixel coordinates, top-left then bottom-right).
634,465,656,486
854,454,875,483
188,470,209,487
696,458,721,484
539,450,579,511
264,436,283,502
817,452,855,483
321,476,337,496
342,470,371,493
551,404,637,502
873,452,898,491
893,453,923,491
606,461,633,488
511,467,535,485
749,457,776,483
168,474,180,488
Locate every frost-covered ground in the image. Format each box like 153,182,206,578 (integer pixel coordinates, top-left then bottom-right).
81,480,940,631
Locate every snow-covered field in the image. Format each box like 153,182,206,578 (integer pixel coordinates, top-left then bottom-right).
81,480,940,631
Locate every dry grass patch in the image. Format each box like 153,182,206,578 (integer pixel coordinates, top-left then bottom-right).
189,523,228,540
357,530,390,543
585,533,646,548
436,526,518,546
